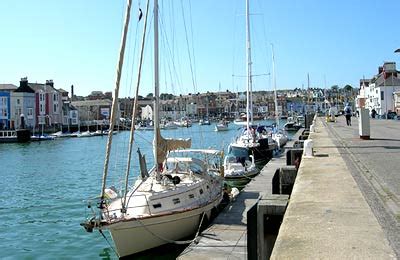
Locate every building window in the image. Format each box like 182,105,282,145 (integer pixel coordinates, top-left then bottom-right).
53,103,58,113
40,104,44,114
53,93,58,102
27,108,33,117
17,99,20,105
381,91,384,101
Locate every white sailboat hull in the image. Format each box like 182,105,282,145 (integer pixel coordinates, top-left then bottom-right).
273,133,288,148
106,200,218,257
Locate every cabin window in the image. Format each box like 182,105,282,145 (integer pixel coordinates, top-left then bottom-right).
153,203,162,209
173,198,181,204
199,189,204,195
206,185,209,190
188,194,194,199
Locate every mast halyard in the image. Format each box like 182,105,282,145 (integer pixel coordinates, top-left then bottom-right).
100,0,133,201
153,0,160,178
122,0,150,212
271,44,279,129
245,0,253,137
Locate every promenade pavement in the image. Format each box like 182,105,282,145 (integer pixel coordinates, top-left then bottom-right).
271,116,397,259
325,115,400,258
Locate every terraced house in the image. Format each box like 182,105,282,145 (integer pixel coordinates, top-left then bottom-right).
10,78,36,129
0,83,17,129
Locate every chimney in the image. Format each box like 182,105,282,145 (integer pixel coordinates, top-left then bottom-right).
45,79,54,87
20,77,28,88
378,66,383,74
71,85,74,101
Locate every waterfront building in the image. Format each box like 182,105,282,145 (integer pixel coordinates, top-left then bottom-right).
141,105,153,120
0,84,17,129
59,88,79,130
27,80,62,130
71,99,113,127
393,91,400,115
364,62,400,116
356,79,371,110
10,78,36,129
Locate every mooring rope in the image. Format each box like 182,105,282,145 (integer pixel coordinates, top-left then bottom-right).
99,229,119,257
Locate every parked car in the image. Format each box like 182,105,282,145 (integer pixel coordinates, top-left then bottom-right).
387,112,397,120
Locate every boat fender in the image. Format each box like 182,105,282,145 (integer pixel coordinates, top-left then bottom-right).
172,176,181,185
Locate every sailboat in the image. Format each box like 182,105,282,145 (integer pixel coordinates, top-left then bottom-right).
81,1,224,257
270,44,288,148
225,0,275,177
199,96,211,125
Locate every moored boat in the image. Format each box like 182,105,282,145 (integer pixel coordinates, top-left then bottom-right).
215,120,229,131
81,1,224,257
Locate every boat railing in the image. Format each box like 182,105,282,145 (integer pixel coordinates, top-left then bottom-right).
99,193,152,222
0,130,17,138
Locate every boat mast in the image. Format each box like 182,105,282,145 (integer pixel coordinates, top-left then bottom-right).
100,0,132,200
245,0,253,135
271,44,279,129
153,0,160,177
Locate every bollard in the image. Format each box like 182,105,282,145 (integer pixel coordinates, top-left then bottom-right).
358,108,370,140
303,139,314,157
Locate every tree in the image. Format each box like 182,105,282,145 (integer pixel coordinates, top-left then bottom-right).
343,84,353,93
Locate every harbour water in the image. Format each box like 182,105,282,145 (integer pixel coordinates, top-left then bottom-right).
0,120,287,259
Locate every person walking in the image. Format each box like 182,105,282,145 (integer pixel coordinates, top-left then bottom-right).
371,108,377,119
344,103,352,126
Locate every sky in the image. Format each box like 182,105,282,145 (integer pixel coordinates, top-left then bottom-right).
1,0,400,97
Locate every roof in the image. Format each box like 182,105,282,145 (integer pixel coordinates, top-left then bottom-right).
71,99,112,107
28,83,57,92
14,84,35,93
0,84,18,91
375,74,400,87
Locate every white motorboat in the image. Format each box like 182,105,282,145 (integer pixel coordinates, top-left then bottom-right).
224,147,259,183
160,121,177,130
82,1,224,257
272,129,288,148
215,120,229,131
77,130,92,137
199,119,210,125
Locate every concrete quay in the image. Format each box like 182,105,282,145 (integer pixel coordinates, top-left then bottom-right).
271,116,397,259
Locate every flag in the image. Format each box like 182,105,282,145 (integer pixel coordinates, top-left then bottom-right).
138,8,143,21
